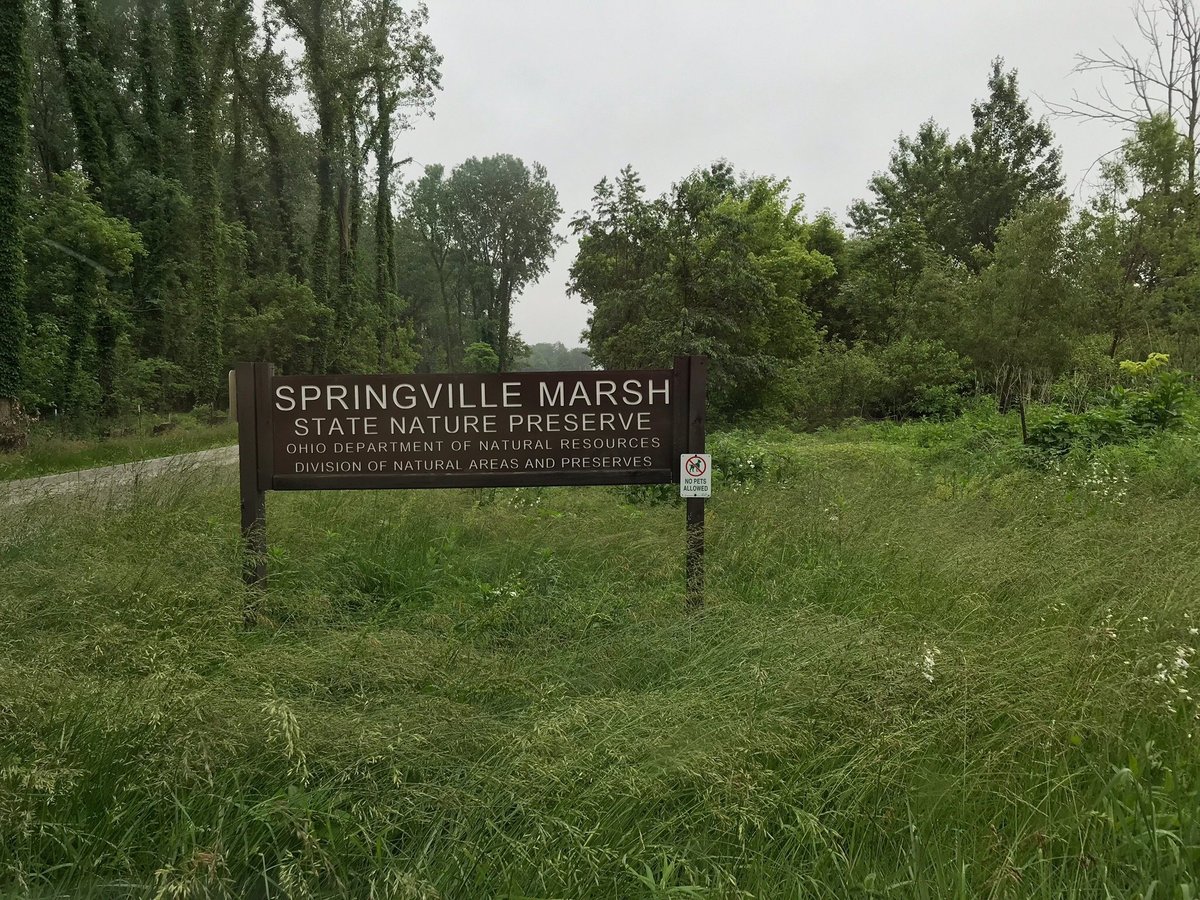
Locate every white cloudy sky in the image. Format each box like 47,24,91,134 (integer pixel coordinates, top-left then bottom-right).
400,1,1145,346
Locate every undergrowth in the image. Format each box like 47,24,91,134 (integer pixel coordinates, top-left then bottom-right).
0,415,237,481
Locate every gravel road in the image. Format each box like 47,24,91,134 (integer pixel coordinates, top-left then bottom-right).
1,445,238,505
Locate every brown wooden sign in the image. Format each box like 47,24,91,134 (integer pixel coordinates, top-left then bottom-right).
268,369,677,488
235,357,707,613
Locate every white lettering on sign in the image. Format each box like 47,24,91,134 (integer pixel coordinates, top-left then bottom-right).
275,377,672,414
268,371,679,480
680,453,712,498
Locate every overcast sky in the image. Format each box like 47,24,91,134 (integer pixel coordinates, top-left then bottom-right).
400,1,1145,347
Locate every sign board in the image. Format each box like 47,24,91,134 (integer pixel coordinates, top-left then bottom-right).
235,357,709,609
268,369,677,489
679,453,711,498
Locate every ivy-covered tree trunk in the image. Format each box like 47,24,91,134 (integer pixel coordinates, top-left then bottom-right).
94,302,120,417
171,0,245,406
49,0,109,196
61,269,98,415
135,0,163,174
311,82,335,370
0,0,30,448
374,78,393,367
235,54,303,278
231,83,253,237
336,90,359,340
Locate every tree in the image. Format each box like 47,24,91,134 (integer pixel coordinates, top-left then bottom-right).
23,173,144,418
1073,114,1200,364
571,162,836,419
0,0,29,447
7,0,447,421
232,11,306,279
272,0,438,372
852,60,1062,269
517,342,592,371
836,218,942,343
849,120,964,259
461,341,499,373
957,58,1064,258
445,155,562,371
402,164,465,368
967,197,1077,436
170,0,250,405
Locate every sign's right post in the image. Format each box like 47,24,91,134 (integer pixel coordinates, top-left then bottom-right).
684,355,707,609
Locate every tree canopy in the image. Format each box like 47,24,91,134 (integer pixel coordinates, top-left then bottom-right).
2,7,1199,437
570,163,834,418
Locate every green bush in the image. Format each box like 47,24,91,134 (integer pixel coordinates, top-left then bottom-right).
1028,359,1194,455
224,275,330,375
785,338,968,427
871,336,970,419
708,431,774,486
113,352,188,414
1051,335,1122,412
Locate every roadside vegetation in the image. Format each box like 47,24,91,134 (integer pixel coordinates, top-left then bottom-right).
0,414,235,481
2,410,1198,898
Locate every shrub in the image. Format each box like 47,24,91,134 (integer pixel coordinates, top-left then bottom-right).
113,353,188,414
871,336,970,419
1050,335,1122,412
224,275,330,375
785,338,968,428
1028,355,1194,455
618,431,790,505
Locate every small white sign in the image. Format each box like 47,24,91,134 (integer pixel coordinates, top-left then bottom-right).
680,453,712,498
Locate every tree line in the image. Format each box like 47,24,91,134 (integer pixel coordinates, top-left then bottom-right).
0,0,567,443
1,0,1198,444
574,46,1200,426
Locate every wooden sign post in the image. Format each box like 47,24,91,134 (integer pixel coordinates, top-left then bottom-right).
235,357,708,614
680,356,706,609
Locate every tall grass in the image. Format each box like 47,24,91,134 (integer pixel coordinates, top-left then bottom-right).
1,420,1198,898
0,418,237,481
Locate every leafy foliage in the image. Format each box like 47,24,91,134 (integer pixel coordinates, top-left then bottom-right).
0,0,28,404
1028,355,1195,454
570,163,834,421
516,341,592,371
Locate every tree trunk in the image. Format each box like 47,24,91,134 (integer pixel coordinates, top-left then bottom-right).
497,274,512,372
374,79,394,369
186,0,244,405
1107,327,1122,359
236,58,303,278
231,82,254,238
50,0,109,194
312,90,335,370
136,0,163,174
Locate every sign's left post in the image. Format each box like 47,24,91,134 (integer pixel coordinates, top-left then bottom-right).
235,362,272,610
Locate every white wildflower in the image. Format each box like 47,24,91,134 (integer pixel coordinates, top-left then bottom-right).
918,644,941,683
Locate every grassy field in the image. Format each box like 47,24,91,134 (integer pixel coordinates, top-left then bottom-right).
0,417,237,481
1,411,1199,898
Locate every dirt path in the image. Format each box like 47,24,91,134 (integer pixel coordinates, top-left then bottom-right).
1,445,238,505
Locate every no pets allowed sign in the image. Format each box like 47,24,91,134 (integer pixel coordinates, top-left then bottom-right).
680,453,711,498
